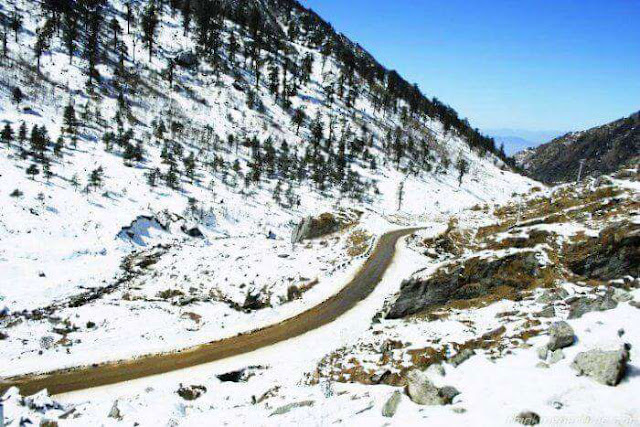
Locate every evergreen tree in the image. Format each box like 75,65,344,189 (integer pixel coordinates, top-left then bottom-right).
1,123,14,145
141,1,159,60
292,107,306,135
88,166,104,190
26,163,39,179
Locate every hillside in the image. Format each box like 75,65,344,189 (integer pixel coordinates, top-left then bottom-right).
0,0,535,374
515,112,640,183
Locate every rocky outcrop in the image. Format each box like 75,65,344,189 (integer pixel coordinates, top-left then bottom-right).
387,250,544,319
564,221,640,280
291,213,343,243
567,291,618,319
572,346,630,386
515,111,639,183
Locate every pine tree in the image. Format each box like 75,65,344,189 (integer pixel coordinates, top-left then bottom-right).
63,103,77,137
26,163,39,179
146,167,160,187
292,107,306,135
18,121,27,145
1,123,14,145
70,173,80,191
53,136,64,157
63,11,78,63
10,11,22,43
141,1,159,60
88,166,104,190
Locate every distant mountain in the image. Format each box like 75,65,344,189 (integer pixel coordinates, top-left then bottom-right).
484,129,565,156
515,112,640,183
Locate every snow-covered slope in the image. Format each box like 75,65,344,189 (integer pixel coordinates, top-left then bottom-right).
1,0,536,399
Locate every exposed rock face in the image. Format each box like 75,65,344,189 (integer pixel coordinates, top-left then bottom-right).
177,385,207,401
291,213,343,243
571,346,630,386
448,349,475,367
387,250,543,319
547,321,575,351
515,111,640,183
564,221,640,280
270,400,315,416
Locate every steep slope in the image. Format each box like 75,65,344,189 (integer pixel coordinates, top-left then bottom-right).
0,0,534,379
515,112,640,183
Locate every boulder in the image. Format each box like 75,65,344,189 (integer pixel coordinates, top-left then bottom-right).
515,411,540,425
536,288,569,304
535,305,556,318
571,346,630,386
549,349,565,364
448,349,475,367
405,370,458,406
174,51,199,68
547,321,575,351
177,384,207,401
382,390,402,417
181,224,204,238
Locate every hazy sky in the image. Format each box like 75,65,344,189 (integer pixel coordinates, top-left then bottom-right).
301,0,640,133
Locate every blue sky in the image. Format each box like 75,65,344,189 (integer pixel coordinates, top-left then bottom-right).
301,0,640,134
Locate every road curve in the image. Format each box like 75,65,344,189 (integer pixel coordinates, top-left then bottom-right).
1,228,419,396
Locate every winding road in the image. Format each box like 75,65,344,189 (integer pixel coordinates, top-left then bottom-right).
0,228,418,396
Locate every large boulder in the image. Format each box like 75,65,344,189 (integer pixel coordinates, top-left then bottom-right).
547,321,575,351
405,370,458,406
387,250,544,318
571,346,630,386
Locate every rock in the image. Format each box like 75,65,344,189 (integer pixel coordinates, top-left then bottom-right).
564,221,640,280
547,321,575,351
287,285,301,301
452,407,467,414
571,346,630,386
549,349,565,364
448,348,475,367
537,346,549,361
438,386,461,404
612,288,632,303
387,250,543,318
108,401,121,419
515,411,541,425
631,300,640,309
618,328,625,337
40,420,59,427
382,390,402,417
177,385,207,401
536,362,549,369
174,51,199,68
270,400,314,416
536,288,569,304
535,305,556,318
291,213,352,244
568,292,618,319
405,370,456,406
181,224,204,238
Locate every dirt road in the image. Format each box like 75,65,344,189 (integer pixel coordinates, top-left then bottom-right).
0,228,418,396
